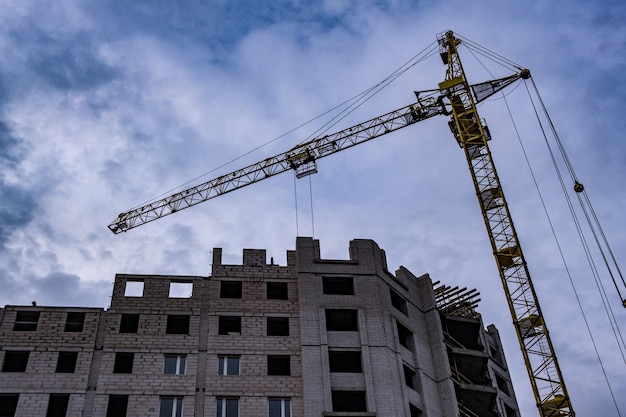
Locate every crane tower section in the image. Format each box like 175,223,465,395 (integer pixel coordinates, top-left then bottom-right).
437,31,573,417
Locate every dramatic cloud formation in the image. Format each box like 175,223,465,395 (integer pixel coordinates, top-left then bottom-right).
1,1,625,416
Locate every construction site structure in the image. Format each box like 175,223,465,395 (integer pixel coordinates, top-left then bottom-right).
0,238,520,417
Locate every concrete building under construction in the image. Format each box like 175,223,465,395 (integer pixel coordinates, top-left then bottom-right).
0,238,521,417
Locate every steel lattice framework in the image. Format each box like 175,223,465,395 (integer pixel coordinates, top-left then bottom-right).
438,31,574,417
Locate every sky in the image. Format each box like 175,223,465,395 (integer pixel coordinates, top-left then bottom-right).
1,1,625,416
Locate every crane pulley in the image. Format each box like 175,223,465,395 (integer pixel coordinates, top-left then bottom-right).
108,31,575,417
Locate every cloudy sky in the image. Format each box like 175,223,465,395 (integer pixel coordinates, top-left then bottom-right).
1,1,625,416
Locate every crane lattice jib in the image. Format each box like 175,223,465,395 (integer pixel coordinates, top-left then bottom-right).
108,73,520,234
437,31,574,417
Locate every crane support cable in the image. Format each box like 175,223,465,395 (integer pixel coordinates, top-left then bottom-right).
529,78,626,304
437,31,574,417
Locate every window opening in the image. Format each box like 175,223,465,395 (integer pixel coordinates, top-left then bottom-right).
267,282,288,300
64,312,85,332
322,276,354,295
267,317,289,336
396,321,415,352
325,309,358,331
503,402,518,417
403,365,417,390
120,314,139,333
220,281,242,299
267,355,290,375
218,316,241,335
328,351,362,373
269,398,291,417
56,352,78,373
169,282,193,298
216,398,239,417
124,281,144,297
13,311,40,331
166,315,190,334
409,404,423,417
390,289,409,316
106,395,128,417
495,373,511,395
331,390,367,412
164,355,186,375
218,356,240,375
2,351,29,372
46,394,69,417
0,394,19,417
160,397,183,417
113,352,134,374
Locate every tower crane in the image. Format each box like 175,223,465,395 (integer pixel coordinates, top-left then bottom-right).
109,31,574,417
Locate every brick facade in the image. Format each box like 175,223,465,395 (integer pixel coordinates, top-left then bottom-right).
0,238,520,417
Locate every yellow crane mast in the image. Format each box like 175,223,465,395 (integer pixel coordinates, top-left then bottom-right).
438,31,573,417
109,31,575,416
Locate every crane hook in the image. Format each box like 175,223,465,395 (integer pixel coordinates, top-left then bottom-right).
573,181,584,193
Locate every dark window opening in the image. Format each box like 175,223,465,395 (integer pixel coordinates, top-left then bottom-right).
267,317,289,336
46,394,69,417
409,404,423,417
216,398,239,417
2,351,29,372
504,403,517,417
113,352,134,374
403,365,416,390
490,344,504,364
331,390,367,412
64,312,85,332
267,355,290,375
267,282,288,300
220,281,242,299
329,351,362,373
159,397,183,417
0,394,19,417
390,289,408,316
396,321,414,352
218,316,241,335
322,276,354,295
325,309,358,331
13,311,40,331
495,373,510,395
164,355,186,375
106,395,128,417
166,315,190,334
218,356,240,375
120,314,139,333
56,352,78,373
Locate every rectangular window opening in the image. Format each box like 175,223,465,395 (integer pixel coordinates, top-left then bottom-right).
106,395,128,417
220,281,242,299
495,373,511,395
164,355,186,375
46,394,70,417
325,309,359,331
403,365,417,390
504,403,518,417
396,321,415,352
159,396,183,417
267,355,290,376
218,356,240,375
322,276,354,295
120,314,140,333
56,352,78,373
328,351,362,373
267,317,289,336
64,312,85,332
218,316,241,335
166,315,190,334
0,394,19,417
169,281,193,298
124,280,144,297
13,311,40,331
113,352,134,374
267,282,288,300
269,398,291,417
331,390,367,412
390,289,409,316
409,404,423,417
2,351,29,372
216,398,239,417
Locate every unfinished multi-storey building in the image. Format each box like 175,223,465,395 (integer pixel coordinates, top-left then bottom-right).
0,238,521,417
